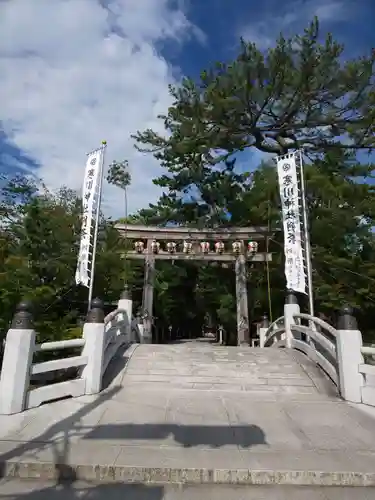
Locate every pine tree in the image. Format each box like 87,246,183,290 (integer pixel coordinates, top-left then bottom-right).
133,18,374,176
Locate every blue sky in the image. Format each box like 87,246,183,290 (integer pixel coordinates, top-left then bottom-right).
0,0,374,216
166,0,375,76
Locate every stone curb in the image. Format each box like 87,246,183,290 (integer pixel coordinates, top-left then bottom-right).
1,461,375,486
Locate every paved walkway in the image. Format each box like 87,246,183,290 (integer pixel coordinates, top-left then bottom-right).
1,341,375,486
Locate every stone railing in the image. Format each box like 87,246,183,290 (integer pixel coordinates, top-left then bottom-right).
265,312,338,386
261,291,375,407
0,288,142,415
359,344,375,406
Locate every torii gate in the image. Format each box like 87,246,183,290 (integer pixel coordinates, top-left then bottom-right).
115,224,272,345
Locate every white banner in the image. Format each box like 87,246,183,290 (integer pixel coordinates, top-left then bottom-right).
276,152,307,294
75,148,103,287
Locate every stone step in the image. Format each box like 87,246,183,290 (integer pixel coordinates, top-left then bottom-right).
2,446,375,487
1,479,375,499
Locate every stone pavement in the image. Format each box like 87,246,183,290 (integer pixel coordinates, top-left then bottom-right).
1,479,375,499
1,341,375,487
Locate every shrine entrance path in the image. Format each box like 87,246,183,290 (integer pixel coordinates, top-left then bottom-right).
1,340,375,486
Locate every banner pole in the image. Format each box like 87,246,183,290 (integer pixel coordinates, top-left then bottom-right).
298,150,314,317
87,140,107,312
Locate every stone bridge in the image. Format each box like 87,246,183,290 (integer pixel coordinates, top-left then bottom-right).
1,291,375,497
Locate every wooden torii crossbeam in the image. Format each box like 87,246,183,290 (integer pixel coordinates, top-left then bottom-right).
115,224,273,345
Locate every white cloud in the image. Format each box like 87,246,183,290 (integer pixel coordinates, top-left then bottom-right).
241,0,350,49
0,0,203,217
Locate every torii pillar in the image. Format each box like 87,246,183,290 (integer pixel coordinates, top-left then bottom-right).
235,254,249,345
142,239,155,343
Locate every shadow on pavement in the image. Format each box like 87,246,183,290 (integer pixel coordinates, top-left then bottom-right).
101,344,135,390
0,358,267,498
0,386,122,479
0,479,164,499
83,422,267,448
0,383,167,498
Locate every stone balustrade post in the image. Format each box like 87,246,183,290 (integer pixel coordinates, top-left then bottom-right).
117,285,133,340
284,291,300,348
137,311,145,344
218,325,224,345
259,314,269,348
0,301,35,415
81,298,106,395
336,306,363,403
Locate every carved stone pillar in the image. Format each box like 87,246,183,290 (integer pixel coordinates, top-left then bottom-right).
235,253,249,346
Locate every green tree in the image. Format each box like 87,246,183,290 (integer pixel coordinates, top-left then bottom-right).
107,160,132,190
0,178,85,342
232,151,375,337
133,18,374,175
106,159,134,285
131,148,375,341
128,17,375,340
138,158,250,228
107,159,131,219
0,173,139,345
4,18,375,346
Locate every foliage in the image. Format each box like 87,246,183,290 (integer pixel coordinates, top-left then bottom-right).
1,17,375,348
133,18,374,175
106,160,131,190
137,149,375,343
0,174,133,345
131,18,375,341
